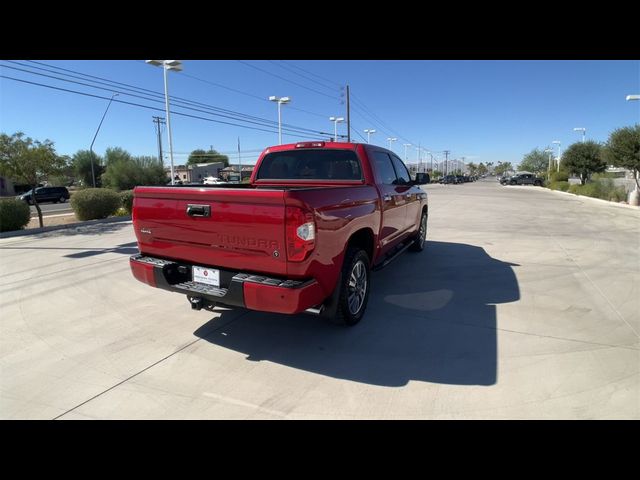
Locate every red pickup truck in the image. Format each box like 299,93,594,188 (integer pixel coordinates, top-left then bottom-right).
130,141,429,325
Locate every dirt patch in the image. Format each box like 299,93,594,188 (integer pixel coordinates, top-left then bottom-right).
27,214,79,229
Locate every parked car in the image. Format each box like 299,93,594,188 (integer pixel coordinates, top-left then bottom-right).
506,173,543,186
130,141,430,326
18,186,70,204
203,176,227,185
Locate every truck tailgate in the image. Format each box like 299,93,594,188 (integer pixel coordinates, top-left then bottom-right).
133,186,287,276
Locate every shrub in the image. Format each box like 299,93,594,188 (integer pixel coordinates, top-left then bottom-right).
101,156,166,191
565,178,628,202
120,190,134,214
550,181,570,191
113,207,129,217
550,171,569,182
70,188,121,221
0,198,31,232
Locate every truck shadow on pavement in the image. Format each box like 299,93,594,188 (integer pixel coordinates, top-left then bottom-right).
194,241,520,387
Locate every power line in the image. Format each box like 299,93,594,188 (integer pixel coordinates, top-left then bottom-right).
236,60,338,100
279,61,344,88
267,60,339,93
0,75,331,140
350,94,415,145
11,61,326,134
180,69,330,119
1,63,334,138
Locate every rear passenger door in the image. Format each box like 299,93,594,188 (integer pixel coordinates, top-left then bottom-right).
390,154,421,232
370,150,407,255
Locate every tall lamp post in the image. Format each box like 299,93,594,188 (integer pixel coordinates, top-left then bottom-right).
626,95,640,101
329,116,344,141
573,127,586,143
269,96,291,145
146,60,183,185
364,129,376,144
89,92,118,188
387,137,397,150
403,143,411,162
552,140,561,171
544,148,553,180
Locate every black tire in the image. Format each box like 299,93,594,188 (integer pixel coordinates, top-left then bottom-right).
409,211,428,252
331,247,371,326
534,180,542,187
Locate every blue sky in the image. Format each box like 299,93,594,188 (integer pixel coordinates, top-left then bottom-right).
1,60,638,167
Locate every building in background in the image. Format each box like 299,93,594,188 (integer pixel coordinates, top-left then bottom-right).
0,176,16,196
164,162,225,183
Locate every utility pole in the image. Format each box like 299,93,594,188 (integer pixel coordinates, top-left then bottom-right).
444,150,450,176
153,116,166,166
237,137,241,181
346,85,351,142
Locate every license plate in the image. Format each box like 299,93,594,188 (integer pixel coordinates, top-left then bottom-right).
192,266,220,287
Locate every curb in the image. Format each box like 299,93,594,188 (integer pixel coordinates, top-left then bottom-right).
544,188,640,211
0,216,132,239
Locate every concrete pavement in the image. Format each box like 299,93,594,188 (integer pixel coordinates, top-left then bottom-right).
1,180,638,419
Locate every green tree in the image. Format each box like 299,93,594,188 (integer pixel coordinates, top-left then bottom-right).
519,148,550,174
603,125,640,190
187,148,229,167
477,162,488,175
104,147,132,166
102,154,166,191
495,161,513,176
467,162,478,176
562,141,606,185
0,132,66,227
72,150,104,187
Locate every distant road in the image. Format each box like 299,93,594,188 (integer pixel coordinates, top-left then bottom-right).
29,203,73,217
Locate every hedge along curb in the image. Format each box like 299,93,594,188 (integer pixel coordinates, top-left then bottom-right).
544,187,640,211
0,215,132,239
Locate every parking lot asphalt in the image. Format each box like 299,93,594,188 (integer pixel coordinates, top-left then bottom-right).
1,179,638,419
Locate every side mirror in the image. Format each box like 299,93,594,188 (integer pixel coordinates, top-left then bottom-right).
415,172,430,185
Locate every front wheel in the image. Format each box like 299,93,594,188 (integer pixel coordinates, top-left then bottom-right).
332,247,371,326
409,211,428,252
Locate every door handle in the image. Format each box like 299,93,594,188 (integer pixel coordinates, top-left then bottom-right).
186,204,211,217
383,194,392,201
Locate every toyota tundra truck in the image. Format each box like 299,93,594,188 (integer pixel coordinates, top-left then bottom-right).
130,141,429,325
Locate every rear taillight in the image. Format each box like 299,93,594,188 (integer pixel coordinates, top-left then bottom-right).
285,206,316,262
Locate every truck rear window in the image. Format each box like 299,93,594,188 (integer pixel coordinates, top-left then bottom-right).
256,149,362,181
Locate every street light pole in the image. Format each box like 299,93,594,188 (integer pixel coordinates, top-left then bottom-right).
403,143,411,162
270,96,291,145
89,92,118,188
387,137,397,150
574,127,586,143
552,140,561,171
626,94,640,101
329,117,344,141
544,148,553,180
364,129,376,144
147,60,182,185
